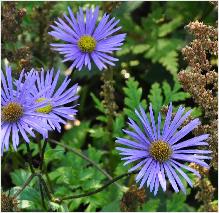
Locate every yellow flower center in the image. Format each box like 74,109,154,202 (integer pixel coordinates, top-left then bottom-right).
149,140,172,162
77,35,96,53
36,98,52,114
2,102,23,122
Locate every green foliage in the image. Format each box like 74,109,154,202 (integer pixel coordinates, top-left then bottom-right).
101,199,121,212
123,77,147,121
148,79,191,116
10,169,33,186
61,121,90,148
90,92,107,123
9,175,43,211
148,83,163,118
166,191,195,212
139,198,160,212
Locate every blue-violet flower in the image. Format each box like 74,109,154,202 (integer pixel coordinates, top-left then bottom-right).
49,6,126,71
29,68,79,132
1,66,52,154
116,103,211,195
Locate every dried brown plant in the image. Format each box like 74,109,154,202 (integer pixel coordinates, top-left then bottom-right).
1,2,32,72
1,192,19,212
178,20,218,168
120,185,146,212
178,20,218,212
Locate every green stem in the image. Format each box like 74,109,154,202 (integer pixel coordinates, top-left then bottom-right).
26,143,35,174
59,170,138,202
49,139,121,188
38,175,53,201
40,139,47,171
39,178,47,211
13,172,53,201
45,173,54,193
13,173,36,198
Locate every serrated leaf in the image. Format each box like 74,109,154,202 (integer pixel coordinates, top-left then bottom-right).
123,77,147,121
132,44,150,54
159,50,179,76
18,186,41,204
158,16,183,37
87,145,103,164
44,145,65,165
148,83,163,117
10,169,33,186
90,92,106,114
113,113,125,137
171,92,190,102
162,80,190,104
166,192,188,212
162,81,172,104
145,39,183,76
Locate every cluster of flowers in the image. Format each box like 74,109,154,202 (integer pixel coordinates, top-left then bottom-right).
1,6,211,196
1,66,79,153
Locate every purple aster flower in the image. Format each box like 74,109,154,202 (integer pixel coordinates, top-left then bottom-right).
28,68,79,132
116,103,211,195
49,6,126,71
1,66,52,154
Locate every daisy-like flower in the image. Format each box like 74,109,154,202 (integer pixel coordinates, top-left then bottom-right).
1,66,52,154
49,6,126,71
28,68,79,132
116,103,211,195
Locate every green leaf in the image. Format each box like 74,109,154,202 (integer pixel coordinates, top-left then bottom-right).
18,186,41,204
101,199,121,212
139,198,160,212
148,83,163,117
59,203,69,212
87,145,103,164
162,81,172,104
10,169,33,186
90,92,106,114
166,192,187,211
113,113,125,137
132,44,150,54
144,39,184,76
61,121,90,148
158,16,183,37
48,201,61,211
159,50,179,76
162,80,190,104
123,77,147,121
44,145,65,165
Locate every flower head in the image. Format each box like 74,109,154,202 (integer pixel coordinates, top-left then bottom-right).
1,66,52,154
49,6,126,71
116,103,211,195
28,68,79,132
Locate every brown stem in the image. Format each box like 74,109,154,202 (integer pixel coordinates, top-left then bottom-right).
59,170,139,202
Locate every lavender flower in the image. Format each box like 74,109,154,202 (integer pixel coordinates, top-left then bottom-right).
29,68,79,132
116,103,211,195
1,66,52,153
49,6,126,71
